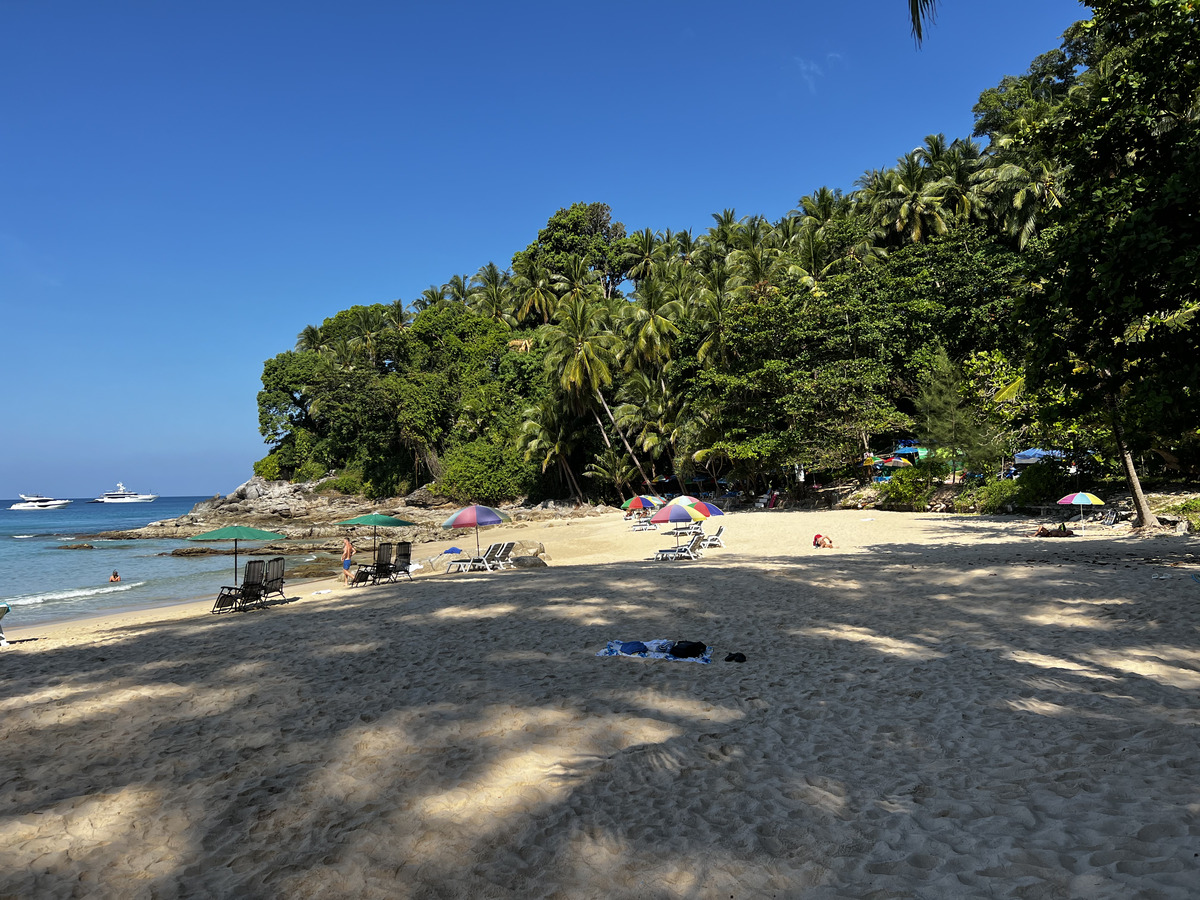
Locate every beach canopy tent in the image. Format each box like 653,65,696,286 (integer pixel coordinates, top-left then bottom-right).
188,525,285,585
1015,448,1064,465
336,513,418,561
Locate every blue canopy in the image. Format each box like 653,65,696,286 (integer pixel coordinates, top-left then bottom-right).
1015,448,1064,464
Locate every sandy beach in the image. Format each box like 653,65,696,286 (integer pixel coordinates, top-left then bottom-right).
2,508,1198,898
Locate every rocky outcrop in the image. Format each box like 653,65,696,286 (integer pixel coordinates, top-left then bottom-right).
93,476,622,543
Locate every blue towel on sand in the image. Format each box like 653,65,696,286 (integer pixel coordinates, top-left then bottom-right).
596,639,712,664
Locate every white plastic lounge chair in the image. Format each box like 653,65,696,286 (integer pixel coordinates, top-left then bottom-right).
448,543,499,574
655,534,704,561
700,525,725,549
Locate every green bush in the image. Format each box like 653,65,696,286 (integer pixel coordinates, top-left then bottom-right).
437,440,536,505
879,468,936,511
317,471,365,495
293,459,327,483
253,453,281,481
956,478,1023,513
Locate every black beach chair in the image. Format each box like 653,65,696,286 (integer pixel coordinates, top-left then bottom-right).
212,559,267,613
383,542,413,582
262,556,286,602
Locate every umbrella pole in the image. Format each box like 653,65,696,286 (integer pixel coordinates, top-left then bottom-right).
475,526,481,558
234,539,239,586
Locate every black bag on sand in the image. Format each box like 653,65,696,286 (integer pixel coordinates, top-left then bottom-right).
670,640,707,658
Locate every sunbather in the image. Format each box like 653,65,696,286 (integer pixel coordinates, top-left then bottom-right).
813,534,833,548
1032,524,1075,537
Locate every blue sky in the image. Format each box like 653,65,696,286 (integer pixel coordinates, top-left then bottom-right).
0,0,1087,498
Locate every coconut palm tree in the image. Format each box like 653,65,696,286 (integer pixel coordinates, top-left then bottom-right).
295,324,327,353
622,228,664,285
512,261,559,325
468,262,517,328
385,299,412,330
909,0,938,43
443,274,471,307
622,277,682,372
349,307,387,366
539,295,655,491
414,285,445,312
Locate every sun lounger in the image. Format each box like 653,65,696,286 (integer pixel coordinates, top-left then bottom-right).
0,602,9,646
630,520,657,532
212,559,267,613
655,534,704,561
700,525,725,549
447,543,499,573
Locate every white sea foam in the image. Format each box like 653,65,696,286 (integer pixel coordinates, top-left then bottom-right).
4,582,144,606
12,535,35,539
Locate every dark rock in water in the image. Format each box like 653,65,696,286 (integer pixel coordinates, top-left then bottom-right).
512,556,548,569
57,543,94,550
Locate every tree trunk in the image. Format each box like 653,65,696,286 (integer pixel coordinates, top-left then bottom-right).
558,457,585,503
594,391,655,493
1107,391,1159,528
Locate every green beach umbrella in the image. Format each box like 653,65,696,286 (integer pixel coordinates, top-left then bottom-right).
188,525,286,585
336,513,418,560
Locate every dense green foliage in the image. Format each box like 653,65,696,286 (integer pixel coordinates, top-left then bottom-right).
253,2,1198,513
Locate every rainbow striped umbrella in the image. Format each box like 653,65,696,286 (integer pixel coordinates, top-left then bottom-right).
666,495,701,507
621,495,662,510
689,501,725,517
441,505,512,557
1057,492,1103,533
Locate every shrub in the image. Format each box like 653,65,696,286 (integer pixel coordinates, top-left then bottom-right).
437,440,536,505
253,453,281,481
879,468,936,511
1012,462,1070,505
317,471,365,495
1163,497,1200,530
293,459,327,483
958,478,1023,514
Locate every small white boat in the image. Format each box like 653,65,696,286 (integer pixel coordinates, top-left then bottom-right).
90,482,158,503
10,494,72,510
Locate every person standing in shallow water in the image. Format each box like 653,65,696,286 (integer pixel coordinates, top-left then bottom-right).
341,538,355,584
109,570,121,583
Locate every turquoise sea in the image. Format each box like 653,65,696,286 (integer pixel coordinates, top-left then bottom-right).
0,497,294,630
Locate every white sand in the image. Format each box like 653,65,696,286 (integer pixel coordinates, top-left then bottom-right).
2,509,1199,898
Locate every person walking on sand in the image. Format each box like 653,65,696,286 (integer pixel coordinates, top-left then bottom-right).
341,537,356,584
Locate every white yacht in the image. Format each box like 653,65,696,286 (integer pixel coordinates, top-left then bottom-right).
91,482,158,503
10,494,72,510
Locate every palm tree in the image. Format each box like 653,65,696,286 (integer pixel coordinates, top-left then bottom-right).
295,324,327,353
512,261,559,325
349,307,387,366
622,277,682,372
552,255,602,309
385,299,412,330
622,228,663,284
414,285,445,312
870,151,949,243
443,274,471,307
519,398,587,501
583,445,637,501
539,296,655,491
468,262,517,328
909,0,938,43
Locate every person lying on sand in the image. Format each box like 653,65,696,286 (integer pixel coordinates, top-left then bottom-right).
1032,524,1075,537
813,534,834,548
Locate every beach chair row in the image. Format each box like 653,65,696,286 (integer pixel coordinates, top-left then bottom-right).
212,556,287,613
447,541,517,573
654,526,725,562
350,542,413,587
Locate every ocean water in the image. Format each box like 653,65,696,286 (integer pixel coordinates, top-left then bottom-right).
0,497,294,629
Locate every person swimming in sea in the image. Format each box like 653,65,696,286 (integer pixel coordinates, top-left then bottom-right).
109,570,121,583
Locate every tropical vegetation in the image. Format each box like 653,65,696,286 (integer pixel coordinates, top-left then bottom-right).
255,0,1198,529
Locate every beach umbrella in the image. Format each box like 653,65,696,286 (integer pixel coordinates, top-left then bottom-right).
187,525,285,585
879,457,913,467
861,456,882,467
665,495,701,507
688,501,725,517
621,495,661,510
441,505,512,557
650,501,707,545
336,513,418,561
1057,492,1104,532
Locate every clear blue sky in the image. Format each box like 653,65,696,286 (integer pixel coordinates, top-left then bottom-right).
0,0,1087,499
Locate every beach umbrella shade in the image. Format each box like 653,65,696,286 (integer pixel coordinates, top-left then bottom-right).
688,501,725,517
440,505,512,557
665,495,701,507
650,501,707,545
1057,492,1104,532
187,525,285,585
880,457,913,467
861,456,882,467
621,495,661,510
336,513,418,560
